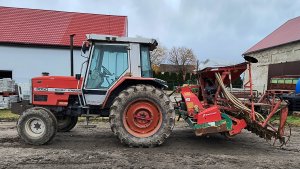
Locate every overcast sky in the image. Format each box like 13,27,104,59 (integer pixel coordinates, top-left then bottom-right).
1,0,300,66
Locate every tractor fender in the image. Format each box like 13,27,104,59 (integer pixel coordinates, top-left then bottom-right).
102,77,168,108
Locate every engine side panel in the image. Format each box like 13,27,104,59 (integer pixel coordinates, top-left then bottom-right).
32,76,82,106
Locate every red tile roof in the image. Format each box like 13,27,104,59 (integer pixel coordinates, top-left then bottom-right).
0,6,127,47
244,16,300,54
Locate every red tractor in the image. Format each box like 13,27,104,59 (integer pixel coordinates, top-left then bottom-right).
13,34,175,147
13,34,290,147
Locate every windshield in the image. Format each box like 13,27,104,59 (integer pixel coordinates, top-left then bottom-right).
86,44,128,89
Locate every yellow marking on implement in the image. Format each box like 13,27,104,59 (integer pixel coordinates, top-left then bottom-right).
187,102,194,109
184,92,191,96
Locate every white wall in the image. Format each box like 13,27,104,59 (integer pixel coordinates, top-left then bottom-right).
244,42,300,93
0,45,87,83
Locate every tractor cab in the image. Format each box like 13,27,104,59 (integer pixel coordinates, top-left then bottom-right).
79,34,161,106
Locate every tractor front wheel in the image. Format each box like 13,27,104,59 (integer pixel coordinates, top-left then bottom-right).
17,107,57,145
109,84,175,147
57,115,78,132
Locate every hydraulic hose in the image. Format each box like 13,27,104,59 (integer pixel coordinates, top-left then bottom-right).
215,73,265,121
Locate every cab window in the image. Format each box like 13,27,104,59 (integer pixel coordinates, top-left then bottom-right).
140,46,152,77
86,44,128,89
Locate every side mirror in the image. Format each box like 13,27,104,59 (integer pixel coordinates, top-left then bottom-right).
75,74,81,80
81,41,90,55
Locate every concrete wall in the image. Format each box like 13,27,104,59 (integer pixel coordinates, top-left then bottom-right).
0,45,87,83
244,41,300,93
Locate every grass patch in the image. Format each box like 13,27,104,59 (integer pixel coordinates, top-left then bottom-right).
0,110,19,121
0,110,109,122
271,115,300,127
286,116,300,126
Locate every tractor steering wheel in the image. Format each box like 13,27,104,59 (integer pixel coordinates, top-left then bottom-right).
89,69,104,88
102,66,112,76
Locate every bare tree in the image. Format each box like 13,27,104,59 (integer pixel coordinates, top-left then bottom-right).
168,47,197,80
150,45,167,66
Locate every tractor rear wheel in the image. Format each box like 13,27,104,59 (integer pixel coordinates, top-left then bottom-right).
57,115,78,132
17,107,57,145
109,84,175,147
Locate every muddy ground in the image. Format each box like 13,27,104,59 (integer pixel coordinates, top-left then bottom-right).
0,121,299,169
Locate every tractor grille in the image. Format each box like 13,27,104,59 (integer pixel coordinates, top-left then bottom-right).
33,95,48,102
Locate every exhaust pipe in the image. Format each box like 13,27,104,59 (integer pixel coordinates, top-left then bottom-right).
70,34,75,76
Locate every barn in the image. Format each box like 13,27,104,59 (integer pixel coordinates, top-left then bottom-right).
243,16,300,93
0,6,128,83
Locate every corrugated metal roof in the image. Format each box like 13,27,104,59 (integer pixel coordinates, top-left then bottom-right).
244,16,300,54
0,6,127,47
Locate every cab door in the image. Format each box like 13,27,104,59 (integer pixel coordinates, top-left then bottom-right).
83,44,129,105
140,45,152,78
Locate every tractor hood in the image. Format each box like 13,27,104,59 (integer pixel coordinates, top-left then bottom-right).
32,76,83,89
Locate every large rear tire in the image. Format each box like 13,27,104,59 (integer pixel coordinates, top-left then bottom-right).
17,107,57,145
109,84,175,147
57,115,78,132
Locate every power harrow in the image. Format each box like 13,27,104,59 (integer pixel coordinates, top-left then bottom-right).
173,56,290,147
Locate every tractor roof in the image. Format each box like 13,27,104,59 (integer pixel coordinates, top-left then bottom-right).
86,34,158,50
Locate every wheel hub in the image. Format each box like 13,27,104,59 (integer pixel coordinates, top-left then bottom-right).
124,100,162,137
25,118,46,137
30,119,44,134
133,110,153,128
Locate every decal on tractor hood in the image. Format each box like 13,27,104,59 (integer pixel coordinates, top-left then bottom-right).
34,88,81,93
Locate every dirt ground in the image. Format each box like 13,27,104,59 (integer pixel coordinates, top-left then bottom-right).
0,120,299,169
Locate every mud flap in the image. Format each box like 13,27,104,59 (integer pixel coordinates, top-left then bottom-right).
195,121,228,136
194,116,231,136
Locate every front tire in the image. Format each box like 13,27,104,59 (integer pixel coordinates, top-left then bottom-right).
109,84,175,147
17,107,57,145
57,115,78,132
